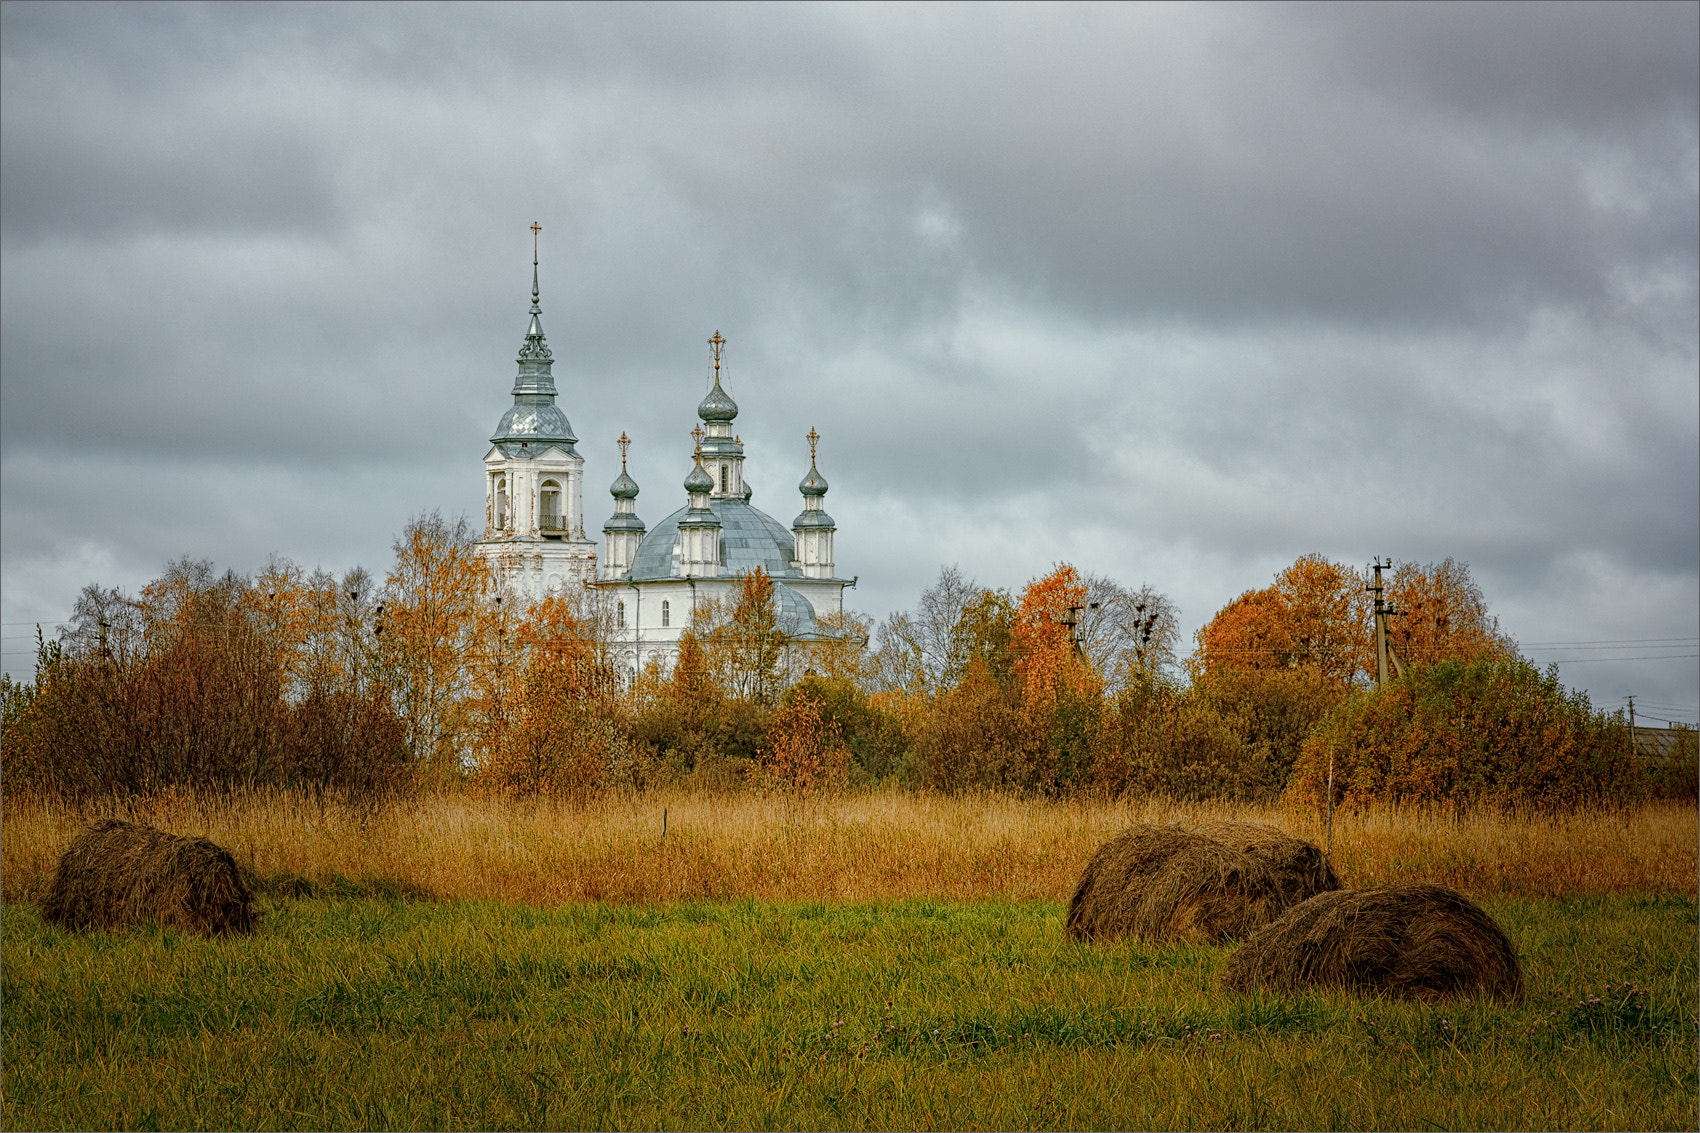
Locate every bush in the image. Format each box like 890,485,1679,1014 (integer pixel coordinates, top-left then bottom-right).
2,575,413,808
1287,657,1638,812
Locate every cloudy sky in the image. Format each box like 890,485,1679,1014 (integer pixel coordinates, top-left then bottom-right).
3,1,1696,720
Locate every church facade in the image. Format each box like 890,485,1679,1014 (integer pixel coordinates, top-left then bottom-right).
476,251,852,678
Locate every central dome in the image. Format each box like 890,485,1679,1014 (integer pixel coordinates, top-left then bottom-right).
628,498,800,582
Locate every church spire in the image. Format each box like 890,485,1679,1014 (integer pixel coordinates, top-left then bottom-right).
490,223,576,449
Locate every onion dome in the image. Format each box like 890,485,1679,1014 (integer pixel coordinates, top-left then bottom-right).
610,469,639,500
684,458,714,495
798,462,828,497
696,329,739,422
697,377,738,422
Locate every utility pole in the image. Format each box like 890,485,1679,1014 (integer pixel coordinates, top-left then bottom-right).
1626,695,1639,763
1061,602,1100,659
1365,559,1404,687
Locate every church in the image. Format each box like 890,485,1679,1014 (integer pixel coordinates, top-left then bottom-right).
475,243,852,678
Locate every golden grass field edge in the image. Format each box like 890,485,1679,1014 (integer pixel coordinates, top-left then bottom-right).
3,788,1694,909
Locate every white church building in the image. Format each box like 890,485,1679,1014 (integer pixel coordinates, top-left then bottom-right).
476,247,852,677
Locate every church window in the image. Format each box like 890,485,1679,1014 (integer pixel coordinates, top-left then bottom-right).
540,479,562,531
720,465,728,493
617,601,626,629
661,600,670,628
495,476,508,527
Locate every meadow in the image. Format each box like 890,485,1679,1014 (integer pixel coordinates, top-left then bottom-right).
3,791,1696,1130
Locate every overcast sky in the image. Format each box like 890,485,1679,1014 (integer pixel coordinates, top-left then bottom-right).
3,1,1696,721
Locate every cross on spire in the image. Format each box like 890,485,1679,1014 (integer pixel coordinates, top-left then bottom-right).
528,222,542,310
807,427,820,463
618,431,630,468
709,330,725,379
692,424,704,457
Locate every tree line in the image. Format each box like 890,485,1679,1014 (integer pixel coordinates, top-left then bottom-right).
4,516,1685,809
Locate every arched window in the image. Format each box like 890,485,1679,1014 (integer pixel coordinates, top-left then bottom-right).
661,600,670,628
616,601,626,629
495,476,508,527
540,479,562,532
720,465,728,493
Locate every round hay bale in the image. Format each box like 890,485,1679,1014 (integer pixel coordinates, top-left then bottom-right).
40,818,255,936
1221,884,1522,1003
1066,822,1339,943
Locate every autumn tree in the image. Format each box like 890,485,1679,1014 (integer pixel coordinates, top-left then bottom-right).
1191,554,1369,687
59,583,146,667
757,687,850,794
6,563,283,798
1009,565,1111,794
946,588,1018,689
706,567,788,702
479,592,622,801
1385,557,1515,668
378,512,490,777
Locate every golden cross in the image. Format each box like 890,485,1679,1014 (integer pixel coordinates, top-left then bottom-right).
618,431,630,467
692,424,704,456
807,427,819,461
708,330,725,375
531,221,541,259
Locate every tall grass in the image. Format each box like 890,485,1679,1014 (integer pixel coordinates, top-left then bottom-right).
5,788,1693,907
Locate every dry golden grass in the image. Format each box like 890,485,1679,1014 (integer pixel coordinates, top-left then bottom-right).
3,789,1693,907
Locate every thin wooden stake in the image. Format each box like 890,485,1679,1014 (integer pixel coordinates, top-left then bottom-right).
1324,749,1335,878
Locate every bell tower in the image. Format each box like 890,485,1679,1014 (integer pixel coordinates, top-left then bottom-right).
475,224,598,597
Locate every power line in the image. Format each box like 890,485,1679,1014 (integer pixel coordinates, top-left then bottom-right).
1548,655,1698,663
1521,637,1698,646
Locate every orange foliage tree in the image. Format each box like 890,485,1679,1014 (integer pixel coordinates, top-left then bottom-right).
1385,557,1515,668
757,688,850,794
478,593,622,801
378,512,490,777
1011,565,1102,792
1192,553,1368,687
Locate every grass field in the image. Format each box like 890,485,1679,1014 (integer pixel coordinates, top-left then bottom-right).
3,791,1696,1130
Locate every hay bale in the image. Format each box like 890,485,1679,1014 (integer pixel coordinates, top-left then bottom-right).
1066,823,1339,943
40,818,255,936
1221,884,1522,1002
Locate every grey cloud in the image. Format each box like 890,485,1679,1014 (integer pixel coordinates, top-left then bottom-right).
1,2,1693,712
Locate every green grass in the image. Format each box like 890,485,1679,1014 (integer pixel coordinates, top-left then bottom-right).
3,894,1694,1131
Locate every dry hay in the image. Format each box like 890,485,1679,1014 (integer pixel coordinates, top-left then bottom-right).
41,818,255,936
1066,822,1340,943
1221,883,1523,1002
